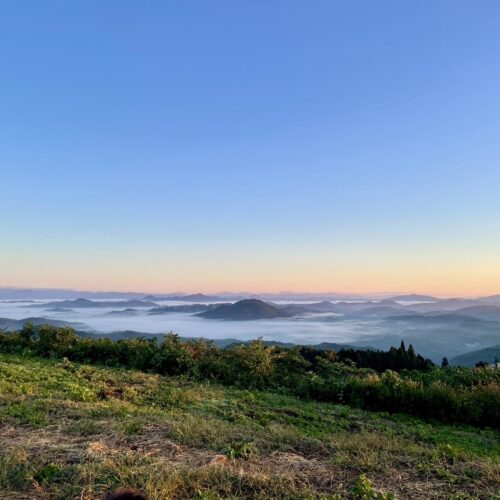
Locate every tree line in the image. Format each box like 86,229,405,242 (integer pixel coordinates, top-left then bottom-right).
0,323,498,428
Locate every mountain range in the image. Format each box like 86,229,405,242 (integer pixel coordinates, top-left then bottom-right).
32,298,158,309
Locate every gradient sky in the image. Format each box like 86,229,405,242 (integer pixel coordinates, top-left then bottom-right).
1,1,500,296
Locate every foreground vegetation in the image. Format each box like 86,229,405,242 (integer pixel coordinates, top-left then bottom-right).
0,353,499,499
0,324,499,428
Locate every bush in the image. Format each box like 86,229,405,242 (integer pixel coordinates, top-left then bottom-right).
0,324,498,428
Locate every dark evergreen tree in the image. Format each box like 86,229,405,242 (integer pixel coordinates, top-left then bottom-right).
407,344,416,358
400,340,406,353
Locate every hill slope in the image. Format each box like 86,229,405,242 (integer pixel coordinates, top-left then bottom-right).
387,294,439,302
197,299,288,320
0,353,498,499
33,298,158,308
0,316,87,330
451,345,500,366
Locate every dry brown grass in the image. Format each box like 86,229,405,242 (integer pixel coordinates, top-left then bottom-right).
1,420,498,499
0,354,499,499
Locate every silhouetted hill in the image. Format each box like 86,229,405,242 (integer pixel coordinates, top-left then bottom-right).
268,301,414,318
277,305,311,316
298,300,408,317
0,317,87,330
454,305,500,320
104,308,141,316
142,295,161,301
385,313,476,323
479,294,500,305
148,304,224,314
197,299,288,320
450,345,500,367
280,301,338,313
292,301,336,312
257,301,337,317
0,287,143,300
409,298,484,312
33,298,158,308
345,305,412,318
388,294,439,302
169,293,223,302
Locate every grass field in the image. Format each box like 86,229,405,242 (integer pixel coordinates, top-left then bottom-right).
0,353,498,499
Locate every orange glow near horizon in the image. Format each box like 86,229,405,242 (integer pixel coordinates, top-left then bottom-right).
3,242,500,298
3,269,500,299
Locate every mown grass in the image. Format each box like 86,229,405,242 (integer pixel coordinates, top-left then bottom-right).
0,353,498,499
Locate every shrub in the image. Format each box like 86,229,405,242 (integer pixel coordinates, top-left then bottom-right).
0,325,498,428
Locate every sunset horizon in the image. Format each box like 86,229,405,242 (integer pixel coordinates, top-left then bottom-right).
1,3,499,497
1,282,499,299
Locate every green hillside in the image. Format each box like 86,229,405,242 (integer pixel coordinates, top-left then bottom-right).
451,345,500,367
0,353,499,499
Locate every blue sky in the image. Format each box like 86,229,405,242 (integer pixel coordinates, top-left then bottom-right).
1,1,500,295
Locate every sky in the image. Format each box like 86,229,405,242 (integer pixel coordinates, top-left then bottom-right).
1,1,500,296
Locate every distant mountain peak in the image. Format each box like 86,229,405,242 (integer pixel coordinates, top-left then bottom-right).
388,294,439,302
197,299,288,320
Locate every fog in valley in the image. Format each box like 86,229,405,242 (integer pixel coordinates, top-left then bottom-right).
0,299,379,344
2,295,500,363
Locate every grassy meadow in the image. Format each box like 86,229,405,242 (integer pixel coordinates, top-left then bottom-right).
0,353,498,499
